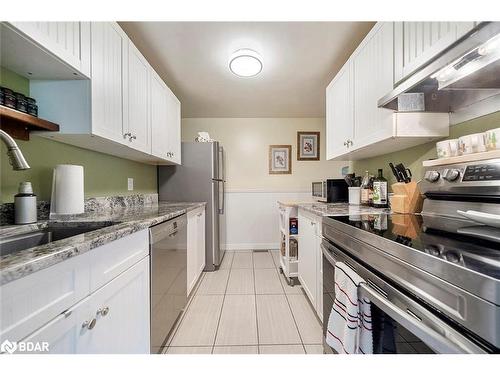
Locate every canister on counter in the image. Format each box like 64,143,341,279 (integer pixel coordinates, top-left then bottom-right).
14,182,38,224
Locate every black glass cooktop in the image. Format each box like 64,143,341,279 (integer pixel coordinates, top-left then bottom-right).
328,213,500,280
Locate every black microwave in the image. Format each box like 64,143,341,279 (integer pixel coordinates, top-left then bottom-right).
311,179,349,203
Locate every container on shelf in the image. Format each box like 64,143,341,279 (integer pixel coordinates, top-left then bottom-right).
15,92,27,113
280,233,286,257
289,217,298,235
289,238,298,259
26,97,38,117
2,87,16,109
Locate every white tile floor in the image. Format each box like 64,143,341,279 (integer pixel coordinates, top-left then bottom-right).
164,250,324,354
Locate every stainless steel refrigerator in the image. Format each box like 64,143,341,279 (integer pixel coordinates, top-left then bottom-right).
158,141,226,271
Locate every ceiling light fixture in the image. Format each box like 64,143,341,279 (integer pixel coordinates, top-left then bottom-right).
229,49,263,77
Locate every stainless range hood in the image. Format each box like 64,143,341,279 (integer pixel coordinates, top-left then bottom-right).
378,22,500,120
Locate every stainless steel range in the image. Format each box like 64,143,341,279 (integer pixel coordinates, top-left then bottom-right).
322,157,500,354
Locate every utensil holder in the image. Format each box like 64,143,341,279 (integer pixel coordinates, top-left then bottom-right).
348,187,361,205
389,181,423,214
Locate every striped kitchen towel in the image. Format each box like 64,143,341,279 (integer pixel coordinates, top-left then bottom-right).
325,262,373,354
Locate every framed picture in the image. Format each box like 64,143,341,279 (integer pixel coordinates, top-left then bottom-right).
269,145,292,174
297,131,320,161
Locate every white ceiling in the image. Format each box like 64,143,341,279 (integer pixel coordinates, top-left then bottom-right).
119,22,374,118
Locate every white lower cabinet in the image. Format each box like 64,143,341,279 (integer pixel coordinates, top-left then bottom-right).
298,209,323,322
1,229,151,354
24,257,150,354
187,206,206,295
79,257,150,354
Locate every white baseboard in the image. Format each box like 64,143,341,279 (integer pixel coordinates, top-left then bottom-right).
222,243,279,251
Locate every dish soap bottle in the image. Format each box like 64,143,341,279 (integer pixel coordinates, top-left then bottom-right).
14,182,37,224
372,169,388,208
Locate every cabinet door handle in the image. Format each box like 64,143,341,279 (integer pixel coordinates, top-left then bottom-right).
197,213,202,217
123,132,131,139
82,318,97,330
97,306,110,317
343,140,348,146
130,134,137,141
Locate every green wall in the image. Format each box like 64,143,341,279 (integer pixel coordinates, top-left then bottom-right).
352,111,500,186
1,68,157,203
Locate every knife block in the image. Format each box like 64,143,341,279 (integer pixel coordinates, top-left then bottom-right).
389,181,423,214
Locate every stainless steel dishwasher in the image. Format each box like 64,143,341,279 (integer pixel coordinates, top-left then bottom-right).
149,214,187,353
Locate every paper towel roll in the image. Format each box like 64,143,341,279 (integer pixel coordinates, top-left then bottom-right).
50,164,84,215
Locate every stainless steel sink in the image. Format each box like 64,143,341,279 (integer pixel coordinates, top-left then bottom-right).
0,222,118,256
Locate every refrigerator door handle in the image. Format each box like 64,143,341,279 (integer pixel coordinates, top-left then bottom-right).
219,180,225,215
218,146,225,215
219,146,225,181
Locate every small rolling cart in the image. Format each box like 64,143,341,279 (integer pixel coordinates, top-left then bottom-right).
277,201,299,286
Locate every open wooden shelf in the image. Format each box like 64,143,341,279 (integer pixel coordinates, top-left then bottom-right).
422,150,500,167
0,105,59,140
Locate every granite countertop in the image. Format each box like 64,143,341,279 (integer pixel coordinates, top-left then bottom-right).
297,202,391,217
0,201,205,285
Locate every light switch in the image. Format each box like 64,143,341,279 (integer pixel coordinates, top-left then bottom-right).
128,178,134,191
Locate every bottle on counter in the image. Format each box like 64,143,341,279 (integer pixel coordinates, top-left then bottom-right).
360,171,371,206
372,169,388,208
368,175,375,206
14,182,37,224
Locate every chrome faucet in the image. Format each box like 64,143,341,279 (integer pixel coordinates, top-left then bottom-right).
0,129,30,170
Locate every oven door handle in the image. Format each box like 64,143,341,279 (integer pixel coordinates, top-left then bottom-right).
321,242,358,272
359,283,486,354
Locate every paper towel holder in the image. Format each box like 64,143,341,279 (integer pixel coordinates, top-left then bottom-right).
50,164,85,218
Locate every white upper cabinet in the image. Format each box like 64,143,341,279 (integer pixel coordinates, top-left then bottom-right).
127,41,151,153
326,22,450,161
9,22,91,78
352,22,394,151
165,86,182,164
90,22,128,144
150,70,169,159
29,22,181,165
150,66,181,164
394,22,476,83
326,61,353,160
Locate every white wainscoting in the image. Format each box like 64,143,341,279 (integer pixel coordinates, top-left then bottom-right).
222,189,312,251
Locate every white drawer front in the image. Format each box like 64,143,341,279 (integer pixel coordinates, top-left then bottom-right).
0,253,90,343
21,297,91,354
89,229,149,292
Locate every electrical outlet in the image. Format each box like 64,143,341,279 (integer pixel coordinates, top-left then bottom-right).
127,178,134,191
